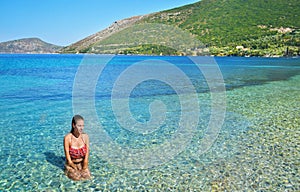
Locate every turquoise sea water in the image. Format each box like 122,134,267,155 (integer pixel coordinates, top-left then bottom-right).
0,54,299,191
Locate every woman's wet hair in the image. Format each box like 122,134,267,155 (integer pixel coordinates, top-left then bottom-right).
71,114,84,133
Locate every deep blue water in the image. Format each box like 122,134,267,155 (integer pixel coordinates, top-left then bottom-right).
1,54,299,101
0,54,299,190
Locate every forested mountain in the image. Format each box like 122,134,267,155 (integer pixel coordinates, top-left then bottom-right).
61,0,300,56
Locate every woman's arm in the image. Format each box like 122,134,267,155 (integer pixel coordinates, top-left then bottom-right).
64,134,77,170
82,134,90,170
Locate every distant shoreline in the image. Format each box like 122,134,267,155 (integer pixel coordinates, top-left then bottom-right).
0,52,299,58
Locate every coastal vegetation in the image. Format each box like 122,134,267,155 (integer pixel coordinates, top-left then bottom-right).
135,0,300,56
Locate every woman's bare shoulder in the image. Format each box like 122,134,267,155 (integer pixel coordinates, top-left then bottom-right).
82,133,89,138
82,133,89,141
64,133,72,140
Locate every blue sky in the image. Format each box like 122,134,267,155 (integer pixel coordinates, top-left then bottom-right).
0,0,199,46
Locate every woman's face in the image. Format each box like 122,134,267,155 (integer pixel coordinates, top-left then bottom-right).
74,119,84,134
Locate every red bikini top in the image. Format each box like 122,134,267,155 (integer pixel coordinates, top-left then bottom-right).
69,145,87,159
69,136,87,159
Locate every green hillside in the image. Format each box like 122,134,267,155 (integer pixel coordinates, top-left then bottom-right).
62,0,300,56
141,0,300,56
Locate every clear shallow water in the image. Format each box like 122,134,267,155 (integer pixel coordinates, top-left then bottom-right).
0,54,299,191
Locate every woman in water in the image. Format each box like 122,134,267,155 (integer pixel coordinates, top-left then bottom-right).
64,115,91,180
